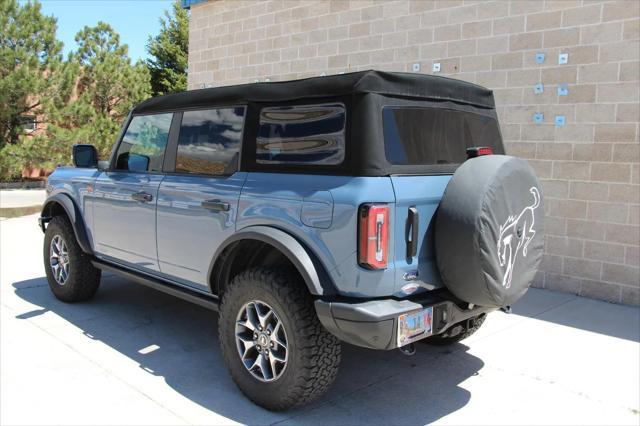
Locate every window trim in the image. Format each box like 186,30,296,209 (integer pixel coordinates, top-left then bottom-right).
243,98,352,175
108,111,177,175
162,105,247,178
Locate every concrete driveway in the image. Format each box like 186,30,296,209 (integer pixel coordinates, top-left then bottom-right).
0,189,46,209
1,213,639,425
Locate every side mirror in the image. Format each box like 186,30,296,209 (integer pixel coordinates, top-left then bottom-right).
72,144,98,168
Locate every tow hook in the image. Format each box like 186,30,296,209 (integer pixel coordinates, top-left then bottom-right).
399,343,416,356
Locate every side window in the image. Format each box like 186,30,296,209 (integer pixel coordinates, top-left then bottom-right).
175,107,245,175
256,104,345,166
115,113,173,172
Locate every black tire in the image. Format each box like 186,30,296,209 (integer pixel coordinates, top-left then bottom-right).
218,267,341,411
43,216,101,302
423,314,486,346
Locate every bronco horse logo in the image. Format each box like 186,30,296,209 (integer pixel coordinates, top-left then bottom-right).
497,187,540,289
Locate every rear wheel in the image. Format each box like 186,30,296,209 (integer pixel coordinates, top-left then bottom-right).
43,216,101,302
424,314,486,346
218,267,341,411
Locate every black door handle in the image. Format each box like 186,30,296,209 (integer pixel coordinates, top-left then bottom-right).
131,191,153,203
406,206,419,258
202,199,230,212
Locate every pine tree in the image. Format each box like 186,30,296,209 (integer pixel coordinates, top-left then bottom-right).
146,0,189,96
0,0,64,147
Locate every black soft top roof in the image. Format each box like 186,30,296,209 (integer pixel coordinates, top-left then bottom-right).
132,70,495,114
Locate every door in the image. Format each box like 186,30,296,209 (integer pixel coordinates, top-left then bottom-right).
93,112,174,272
156,107,246,289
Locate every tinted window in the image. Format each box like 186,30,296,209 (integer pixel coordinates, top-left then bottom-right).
176,107,245,175
383,107,503,165
257,104,345,165
115,113,173,172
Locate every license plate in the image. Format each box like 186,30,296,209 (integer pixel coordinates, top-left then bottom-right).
397,307,433,347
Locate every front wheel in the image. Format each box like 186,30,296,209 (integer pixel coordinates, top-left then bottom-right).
43,216,101,302
218,268,341,411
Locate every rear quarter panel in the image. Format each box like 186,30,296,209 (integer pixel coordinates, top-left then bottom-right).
237,173,398,298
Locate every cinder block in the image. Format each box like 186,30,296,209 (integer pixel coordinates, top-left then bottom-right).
619,62,640,82
510,0,544,16
507,69,540,86
546,235,584,257
621,286,640,305
543,28,580,48
602,263,640,286
540,254,564,273
460,55,491,72
604,223,640,245
595,124,637,143
567,218,605,241
537,142,573,160
449,4,478,24
598,83,640,103
462,21,492,38
580,280,622,303
603,1,640,23
510,32,543,51
448,39,477,57
580,22,623,44
578,63,619,83
559,84,596,104
561,4,602,27
549,198,588,219
492,52,523,69
526,11,562,31
408,29,433,46
478,36,509,54
570,181,609,202
600,40,640,62
542,66,577,84
478,1,509,19
553,161,590,180
588,201,629,224
434,24,461,42
616,104,640,123
545,272,581,294
626,245,640,266
493,16,525,35
585,240,626,264
564,257,602,280
609,183,640,204
591,162,632,183
623,20,640,40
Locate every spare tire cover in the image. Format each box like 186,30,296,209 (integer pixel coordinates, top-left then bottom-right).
435,155,544,308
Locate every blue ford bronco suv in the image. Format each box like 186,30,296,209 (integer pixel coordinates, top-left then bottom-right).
40,70,544,410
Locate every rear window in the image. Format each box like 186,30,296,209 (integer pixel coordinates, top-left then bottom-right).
256,104,345,165
383,107,503,166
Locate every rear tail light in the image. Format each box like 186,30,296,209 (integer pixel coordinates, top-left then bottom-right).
358,204,389,270
466,146,494,158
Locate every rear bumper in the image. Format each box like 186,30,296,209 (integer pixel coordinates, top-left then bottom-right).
315,293,495,350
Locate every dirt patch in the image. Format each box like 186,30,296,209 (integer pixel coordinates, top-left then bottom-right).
0,205,42,220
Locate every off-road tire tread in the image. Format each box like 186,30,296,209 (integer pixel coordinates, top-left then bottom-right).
44,216,100,302
218,267,341,411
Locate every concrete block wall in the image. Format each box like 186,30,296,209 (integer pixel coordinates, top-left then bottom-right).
188,0,640,304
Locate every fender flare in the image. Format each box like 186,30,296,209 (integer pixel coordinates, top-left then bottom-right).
209,226,331,296
41,193,94,255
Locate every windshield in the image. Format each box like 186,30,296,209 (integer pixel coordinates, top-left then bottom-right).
382,106,504,166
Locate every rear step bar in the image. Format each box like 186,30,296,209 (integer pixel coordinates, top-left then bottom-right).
91,259,219,311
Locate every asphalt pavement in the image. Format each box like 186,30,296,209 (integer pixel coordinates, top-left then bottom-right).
1,213,639,425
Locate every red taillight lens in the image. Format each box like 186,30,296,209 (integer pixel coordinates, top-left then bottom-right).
358,204,389,270
466,146,494,158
